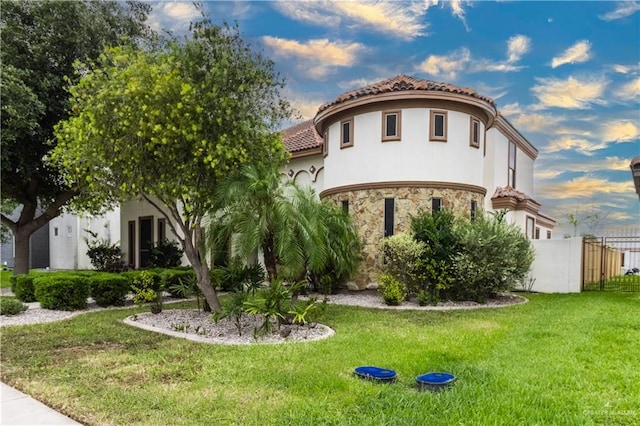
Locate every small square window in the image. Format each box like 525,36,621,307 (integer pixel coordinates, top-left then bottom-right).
382,110,401,141
470,117,480,148
340,118,354,148
430,110,447,142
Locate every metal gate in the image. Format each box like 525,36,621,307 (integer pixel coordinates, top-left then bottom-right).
582,236,640,292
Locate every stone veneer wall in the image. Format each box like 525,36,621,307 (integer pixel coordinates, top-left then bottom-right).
324,186,484,289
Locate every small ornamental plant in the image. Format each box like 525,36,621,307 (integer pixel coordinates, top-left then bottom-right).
131,271,163,314
378,274,407,306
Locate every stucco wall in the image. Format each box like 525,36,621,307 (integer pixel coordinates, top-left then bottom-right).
323,108,485,190
530,238,582,293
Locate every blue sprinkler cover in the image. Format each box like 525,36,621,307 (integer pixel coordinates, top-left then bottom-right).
354,366,397,382
416,372,456,385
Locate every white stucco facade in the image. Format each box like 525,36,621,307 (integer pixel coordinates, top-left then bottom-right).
49,209,120,270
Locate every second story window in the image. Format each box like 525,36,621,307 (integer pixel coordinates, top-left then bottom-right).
508,140,517,188
430,110,447,142
470,117,480,148
382,110,401,141
323,130,328,157
341,118,354,148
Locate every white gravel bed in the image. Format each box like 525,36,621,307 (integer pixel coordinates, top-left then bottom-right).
305,291,528,311
124,310,334,345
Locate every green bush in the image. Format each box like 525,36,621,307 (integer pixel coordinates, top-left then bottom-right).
0,296,27,315
12,274,37,302
378,274,407,306
148,239,184,268
89,273,130,307
131,271,163,314
123,270,162,293
34,274,90,310
451,213,534,302
380,231,426,292
85,231,126,272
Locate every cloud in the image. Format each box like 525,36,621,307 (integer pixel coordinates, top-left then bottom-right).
499,102,523,117
272,0,440,41
285,93,324,121
611,64,640,74
535,170,564,180
337,77,388,90
450,0,471,31
551,40,592,68
544,136,607,156
262,37,365,80
601,120,640,142
617,78,640,102
538,176,634,198
511,112,564,133
507,35,532,63
416,48,471,80
417,35,531,80
532,76,608,109
147,2,201,35
599,1,640,21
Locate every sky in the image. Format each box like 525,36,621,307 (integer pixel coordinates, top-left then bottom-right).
147,1,640,237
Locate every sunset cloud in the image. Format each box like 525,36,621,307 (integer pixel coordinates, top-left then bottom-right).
551,40,592,68
544,136,607,156
262,37,365,79
416,48,471,80
272,0,439,40
617,78,640,102
532,76,608,109
538,176,634,199
601,119,640,142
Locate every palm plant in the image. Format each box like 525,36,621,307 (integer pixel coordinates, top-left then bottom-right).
209,164,360,284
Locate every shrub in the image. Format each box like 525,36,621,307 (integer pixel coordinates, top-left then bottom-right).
0,296,27,315
148,239,184,268
451,213,534,302
89,273,130,307
380,231,426,293
123,270,162,292
131,271,163,314
34,274,90,310
219,261,265,294
85,231,126,272
12,274,37,302
162,268,195,297
378,274,407,306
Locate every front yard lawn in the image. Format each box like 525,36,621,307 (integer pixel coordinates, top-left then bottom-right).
1,292,639,425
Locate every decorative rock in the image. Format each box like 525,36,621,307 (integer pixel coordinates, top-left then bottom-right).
346,281,359,291
366,282,379,290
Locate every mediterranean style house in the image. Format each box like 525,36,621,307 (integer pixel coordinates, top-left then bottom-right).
119,75,555,289
281,75,555,288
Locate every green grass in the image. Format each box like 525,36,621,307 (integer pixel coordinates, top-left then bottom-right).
1,293,639,425
584,274,640,292
0,270,12,289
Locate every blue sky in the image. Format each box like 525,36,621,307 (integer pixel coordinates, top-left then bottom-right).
148,1,640,236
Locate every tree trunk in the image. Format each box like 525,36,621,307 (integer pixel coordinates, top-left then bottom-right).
13,228,31,275
181,232,221,312
262,233,278,282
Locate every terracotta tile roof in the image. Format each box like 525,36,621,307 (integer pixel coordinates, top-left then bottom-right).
282,119,323,153
491,185,533,202
318,74,496,113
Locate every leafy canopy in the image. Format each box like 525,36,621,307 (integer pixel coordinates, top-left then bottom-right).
53,21,290,216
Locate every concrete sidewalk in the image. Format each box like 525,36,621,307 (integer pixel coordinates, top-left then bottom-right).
1,382,81,425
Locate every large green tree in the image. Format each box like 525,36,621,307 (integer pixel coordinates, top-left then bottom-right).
1,0,152,274
52,21,291,312
212,164,361,283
